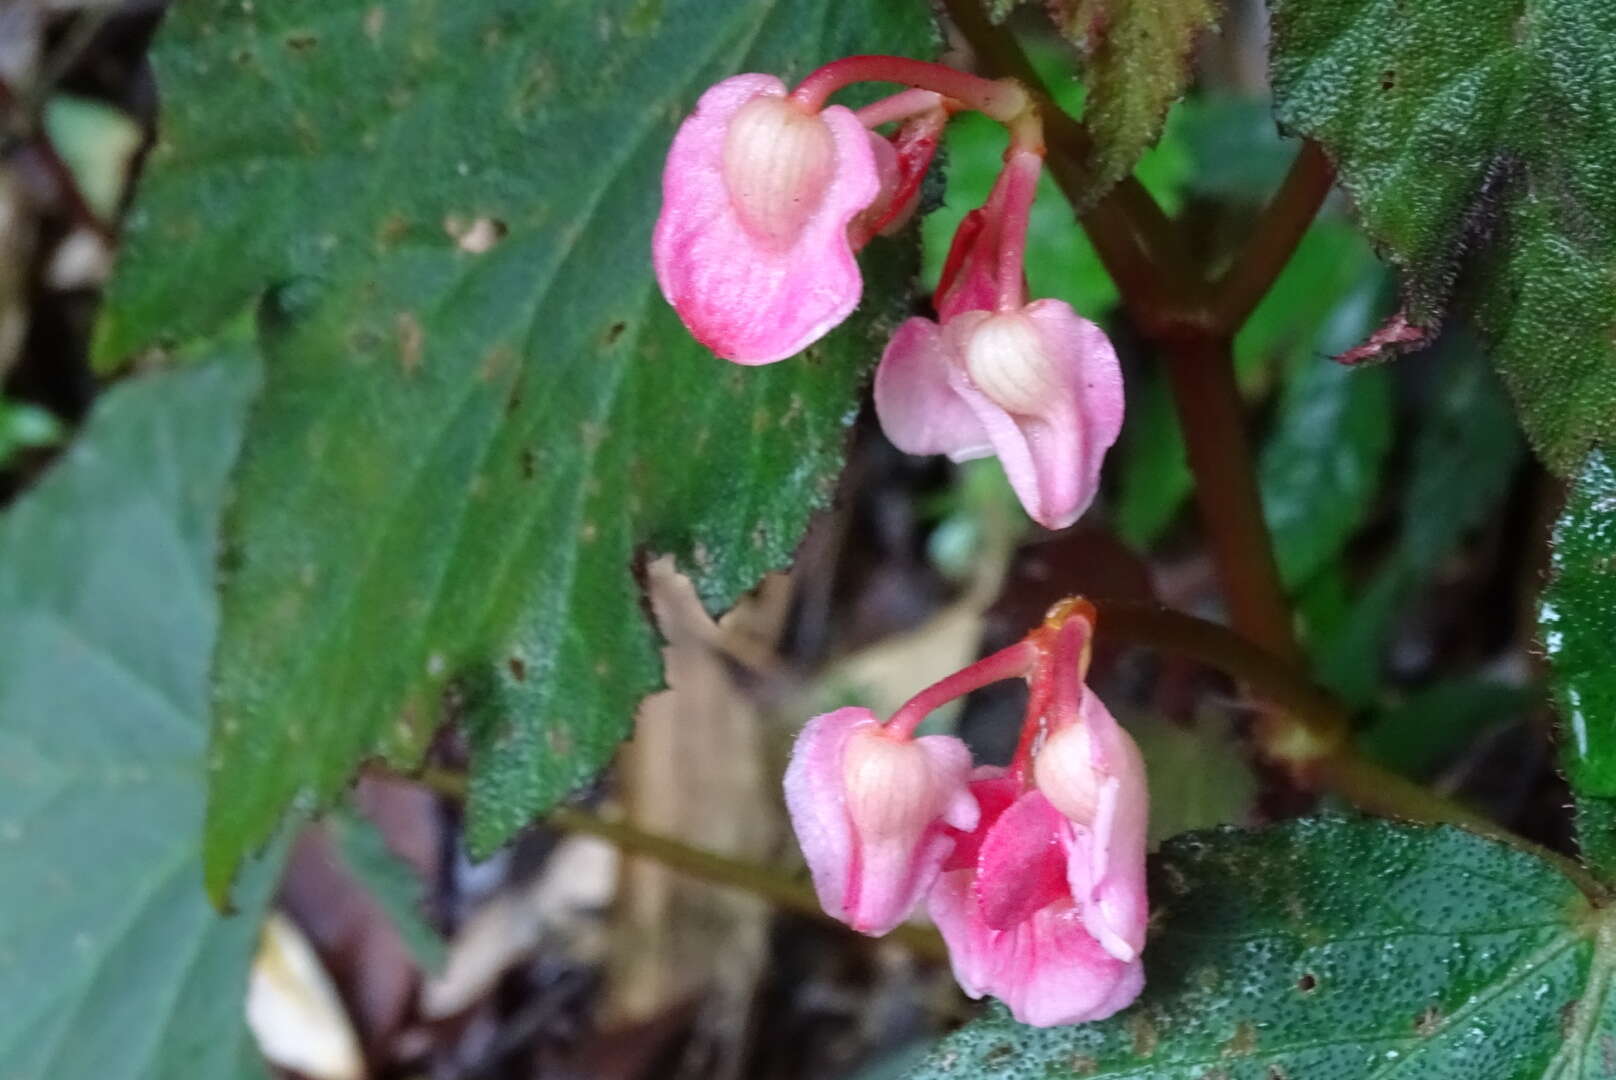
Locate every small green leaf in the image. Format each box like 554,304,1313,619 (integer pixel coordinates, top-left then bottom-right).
0,398,63,468
0,331,278,1080
907,817,1609,1080
1270,0,1616,471
1543,450,1616,797
1259,355,1392,591
43,95,142,223
1046,0,1218,200
96,0,939,898
327,808,446,974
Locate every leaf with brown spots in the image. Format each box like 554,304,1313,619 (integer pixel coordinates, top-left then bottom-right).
95,0,936,899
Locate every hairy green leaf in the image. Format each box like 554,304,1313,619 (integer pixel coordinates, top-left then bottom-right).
908,817,1614,1080
95,0,936,897
1543,450,1616,798
1271,0,1616,471
1047,0,1218,200
0,333,277,1080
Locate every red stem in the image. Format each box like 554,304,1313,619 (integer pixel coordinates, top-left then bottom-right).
1210,141,1335,332
994,151,1042,311
1008,646,1055,782
791,55,1028,121
1165,338,1304,666
887,640,1038,738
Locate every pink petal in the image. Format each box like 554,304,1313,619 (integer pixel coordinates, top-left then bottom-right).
946,301,1124,529
782,707,874,926
942,769,1017,872
873,317,991,460
1065,689,1150,961
974,791,1069,931
931,869,1146,1027
652,75,880,365
928,867,1000,999
991,904,1145,1027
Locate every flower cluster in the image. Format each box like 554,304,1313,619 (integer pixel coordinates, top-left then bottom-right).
653,57,1124,530
652,57,1144,1027
784,600,1149,1026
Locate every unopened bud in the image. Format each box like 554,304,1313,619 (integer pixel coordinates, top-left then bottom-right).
1034,722,1101,825
963,313,1060,415
722,96,836,247
842,729,939,839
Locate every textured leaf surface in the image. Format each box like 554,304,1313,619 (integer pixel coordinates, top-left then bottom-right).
1543,451,1616,797
908,817,1614,1080
1047,0,1217,200
95,0,935,894
0,338,277,1080
1270,0,1616,471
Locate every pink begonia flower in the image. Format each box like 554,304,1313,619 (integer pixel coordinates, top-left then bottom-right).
928,684,1148,1027
783,707,979,935
873,300,1124,530
653,74,883,366
873,148,1123,530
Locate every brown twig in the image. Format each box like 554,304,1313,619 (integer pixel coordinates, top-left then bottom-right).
1210,140,1336,331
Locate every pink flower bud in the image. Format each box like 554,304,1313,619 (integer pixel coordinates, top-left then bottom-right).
653,74,881,366
874,299,1123,529
783,708,978,935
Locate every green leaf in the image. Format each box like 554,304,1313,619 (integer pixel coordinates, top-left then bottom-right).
94,0,937,897
1543,450,1616,798
1303,335,1525,706
327,807,446,974
0,331,278,1080
1360,679,1536,779
1113,363,1191,550
0,398,63,468
1259,352,1393,591
1270,0,1616,471
1573,795,1616,882
907,817,1612,1080
1046,0,1218,200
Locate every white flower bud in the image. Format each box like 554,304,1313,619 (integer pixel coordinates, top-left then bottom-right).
722,95,836,247
962,312,1061,416
1034,722,1101,825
